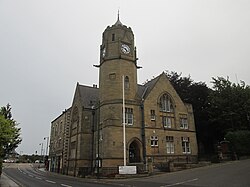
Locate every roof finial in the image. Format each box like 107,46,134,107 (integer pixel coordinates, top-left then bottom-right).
118,9,120,21
114,9,123,26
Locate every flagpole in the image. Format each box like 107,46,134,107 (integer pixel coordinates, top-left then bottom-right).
122,75,126,166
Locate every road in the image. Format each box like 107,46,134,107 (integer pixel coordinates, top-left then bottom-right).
3,163,116,187
3,159,250,187
110,159,250,187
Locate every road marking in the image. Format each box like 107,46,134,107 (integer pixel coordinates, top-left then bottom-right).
161,178,198,187
35,177,42,180
61,184,72,187
28,174,34,177
46,180,56,184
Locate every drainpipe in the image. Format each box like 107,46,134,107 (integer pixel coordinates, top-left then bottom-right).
140,87,148,171
140,103,146,165
74,119,79,177
91,107,95,174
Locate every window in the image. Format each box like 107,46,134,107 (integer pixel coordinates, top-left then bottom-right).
124,76,129,89
125,107,133,125
180,117,188,129
166,136,174,154
150,136,158,147
54,125,57,136
159,94,174,112
162,116,172,128
182,137,191,154
112,33,115,41
150,110,155,120
59,138,62,147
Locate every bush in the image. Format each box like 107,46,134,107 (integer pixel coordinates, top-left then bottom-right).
225,130,250,156
0,159,2,176
210,155,220,163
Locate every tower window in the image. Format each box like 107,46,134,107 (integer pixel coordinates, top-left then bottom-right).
125,76,129,89
112,33,115,41
125,107,133,125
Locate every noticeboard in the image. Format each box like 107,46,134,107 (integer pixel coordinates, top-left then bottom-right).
119,166,137,174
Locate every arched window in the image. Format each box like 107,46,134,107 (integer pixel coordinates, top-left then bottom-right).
159,93,174,112
125,76,130,89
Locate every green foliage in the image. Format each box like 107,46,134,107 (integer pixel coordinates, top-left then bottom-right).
0,104,22,158
165,71,214,154
165,72,250,156
225,131,250,156
208,77,250,140
0,103,12,120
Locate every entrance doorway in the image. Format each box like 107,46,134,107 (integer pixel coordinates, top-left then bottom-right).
129,140,141,163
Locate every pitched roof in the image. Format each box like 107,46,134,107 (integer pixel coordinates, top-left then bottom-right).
137,73,163,99
76,73,168,106
77,84,99,108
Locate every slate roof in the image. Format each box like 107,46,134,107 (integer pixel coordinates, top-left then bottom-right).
78,84,99,108
138,73,164,99
76,73,166,106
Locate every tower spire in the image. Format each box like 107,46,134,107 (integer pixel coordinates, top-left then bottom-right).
118,9,120,20
114,9,123,26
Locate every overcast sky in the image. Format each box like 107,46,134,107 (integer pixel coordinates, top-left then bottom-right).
1,0,250,155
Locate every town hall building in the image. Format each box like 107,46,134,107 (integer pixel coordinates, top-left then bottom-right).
49,16,198,177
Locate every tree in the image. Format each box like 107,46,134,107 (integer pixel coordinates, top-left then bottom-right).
0,103,12,120
225,130,250,156
0,104,22,158
165,72,250,157
208,77,250,141
165,71,213,154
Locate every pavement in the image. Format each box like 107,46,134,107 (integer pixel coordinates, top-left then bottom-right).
0,173,19,187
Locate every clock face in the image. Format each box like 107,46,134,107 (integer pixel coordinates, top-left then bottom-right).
121,44,130,54
102,47,106,57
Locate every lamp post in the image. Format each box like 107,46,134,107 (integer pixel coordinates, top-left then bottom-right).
39,143,43,156
91,106,95,174
97,119,101,179
44,136,50,171
44,137,49,156
39,143,43,160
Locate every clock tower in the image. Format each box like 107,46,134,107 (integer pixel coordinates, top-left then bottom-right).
98,15,139,104
96,15,141,167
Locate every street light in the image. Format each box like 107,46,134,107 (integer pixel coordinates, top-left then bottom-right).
44,137,49,156
39,143,43,156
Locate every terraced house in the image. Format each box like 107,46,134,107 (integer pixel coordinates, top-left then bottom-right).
49,16,198,177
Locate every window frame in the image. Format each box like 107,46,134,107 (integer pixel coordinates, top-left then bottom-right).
181,137,191,154
180,117,188,129
125,107,133,125
124,76,130,90
150,136,158,147
112,33,115,41
159,93,174,112
150,110,156,121
166,136,174,154
162,116,172,128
